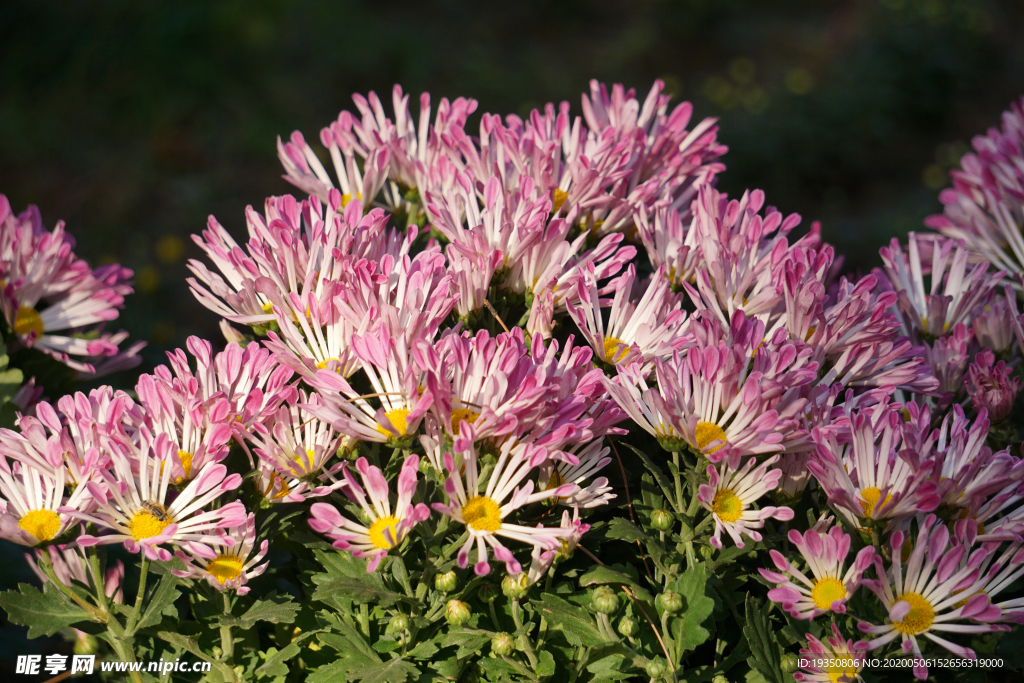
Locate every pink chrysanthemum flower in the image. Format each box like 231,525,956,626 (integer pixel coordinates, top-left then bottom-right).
307,325,434,444
878,233,1003,339
173,513,269,595
698,454,794,549
636,205,700,289
922,323,971,404
515,505,591,590
68,432,245,561
432,423,577,576
794,624,865,683
971,292,1017,353
925,96,1024,285
776,452,813,500
566,262,687,368
246,391,346,503
808,400,939,527
0,458,95,546
308,455,430,572
966,349,1021,422
760,525,875,619
0,196,139,374
538,440,615,509
414,328,551,443
858,515,1009,679
579,79,726,236
446,230,504,319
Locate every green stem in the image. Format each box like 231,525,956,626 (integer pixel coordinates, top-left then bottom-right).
220,591,235,666
511,599,538,668
125,557,149,635
489,602,502,632
38,560,107,623
86,548,109,614
671,452,684,512
107,636,144,683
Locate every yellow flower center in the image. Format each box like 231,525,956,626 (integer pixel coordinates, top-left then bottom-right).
340,192,361,208
207,554,244,584
176,450,194,483
291,448,316,475
602,336,630,364
826,661,859,683
315,357,343,371
858,487,892,519
711,488,743,523
261,301,275,315
462,495,503,532
694,421,727,454
129,504,173,541
810,577,847,610
368,515,401,550
450,408,480,436
891,593,935,635
14,306,44,337
18,509,61,542
552,188,569,213
375,408,410,437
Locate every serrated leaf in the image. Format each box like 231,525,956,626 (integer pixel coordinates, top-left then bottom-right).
673,564,715,653
407,639,439,660
346,658,420,683
317,612,380,665
255,630,320,678
372,639,402,653
622,443,679,512
604,518,649,544
743,597,791,683
531,593,604,648
0,582,94,637
137,572,180,630
225,594,300,630
579,564,653,603
441,628,490,659
157,631,214,663
311,549,409,608
537,649,556,677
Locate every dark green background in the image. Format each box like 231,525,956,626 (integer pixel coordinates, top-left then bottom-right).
1,0,1023,372
0,0,1023,673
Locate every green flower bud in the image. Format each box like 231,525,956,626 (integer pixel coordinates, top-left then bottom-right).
646,658,667,678
650,509,674,531
73,631,98,656
387,614,409,634
445,599,471,626
657,591,683,614
435,570,458,593
212,646,223,660
591,586,619,614
780,653,799,674
490,632,515,656
617,617,638,637
501,574,527,599
711,675,730,683
233,666,245,679
477,583,500,603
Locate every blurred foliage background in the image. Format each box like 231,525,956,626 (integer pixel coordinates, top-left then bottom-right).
0,0,1022,673
1,0,1023,375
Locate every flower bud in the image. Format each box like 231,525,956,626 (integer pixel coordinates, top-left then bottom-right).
490,632,515,656
617,617,638,637
711,676,730,683
646,658,667,678
650,509,675,531
477,583,500,604
435,570,458,593
387,614,409,634
780,653,799,673
966,349,1022,423
73,630,98,656
591,586,619,614
657,591,683,614
501,574,527,599
212,646,223,659
445,599,471,626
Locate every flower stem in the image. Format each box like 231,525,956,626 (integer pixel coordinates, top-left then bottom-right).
125,557,149,635
220,591,235,664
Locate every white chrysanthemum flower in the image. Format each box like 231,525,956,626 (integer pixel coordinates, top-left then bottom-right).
698,454,794,549
538,440,615,508
173,513,269,595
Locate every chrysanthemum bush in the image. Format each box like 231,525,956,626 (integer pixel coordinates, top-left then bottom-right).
1,82,1024,683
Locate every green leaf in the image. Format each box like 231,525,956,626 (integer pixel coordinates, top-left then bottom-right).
317,611,380,664
441,628,491,659
579,564,654,603
136,572,180,630
0,582,94,637
311,549,409,608
672,564,715,654
255,630,321,678
531,594,604,648
157,631,214,663
622,443,678,512
604,518,649,544
743,597,792,683
372,639,402,654
224,593,300,630
407,639,439,660
344,658,420,683
537,649,556,677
